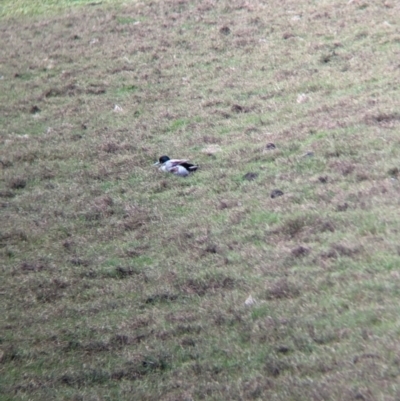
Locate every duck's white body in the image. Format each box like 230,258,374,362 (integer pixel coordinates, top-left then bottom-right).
154,156,198,177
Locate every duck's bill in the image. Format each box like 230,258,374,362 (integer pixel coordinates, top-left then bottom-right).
153,161,160,166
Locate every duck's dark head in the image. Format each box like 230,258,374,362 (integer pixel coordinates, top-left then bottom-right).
153,155,170,166
158,155,170,164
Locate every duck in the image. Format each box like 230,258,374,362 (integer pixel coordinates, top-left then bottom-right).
153,155,199,177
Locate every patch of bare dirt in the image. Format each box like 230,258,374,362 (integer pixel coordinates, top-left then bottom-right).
43,83,106,98
265,278,300,300
321,243,361,259
145,293,179,304
329,160,356,176
274,216,308,238
179,275,236,296
33,278,70,303
364,112,400,128
19,261,48,273
8,177,27,189
165,312,198,323
0,230,28,245
291,245,310,258
0,190,15,198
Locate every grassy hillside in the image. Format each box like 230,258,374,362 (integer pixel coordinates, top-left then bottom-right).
1,0,400,399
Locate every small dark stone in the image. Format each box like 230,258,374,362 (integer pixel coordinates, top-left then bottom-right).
318,176,328,183
30,105,41,114
243,172,259,181
266,142,276,150
276,345,291,354
231,104,244,113
220,26,231,35
270,189,284,198
283,32,295,40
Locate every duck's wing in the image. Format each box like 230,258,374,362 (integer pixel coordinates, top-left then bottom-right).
168,159,189,167
180,162,198,171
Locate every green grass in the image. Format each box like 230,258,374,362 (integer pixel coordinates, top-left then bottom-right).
1,0,400,400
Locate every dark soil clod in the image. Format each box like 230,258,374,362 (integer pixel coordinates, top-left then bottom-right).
266,142,276,150
276,345,291,354
370,112,400,123
291,246,310,258
205,244,218,253
9,177,27,189
231,104,250,113
270,189,284,198
220,26,231,35
62,240,74,250
30,105,41,114
282,32,295,40
243,172,259,181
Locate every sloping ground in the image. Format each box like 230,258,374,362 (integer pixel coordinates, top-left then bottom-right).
1,0,400,399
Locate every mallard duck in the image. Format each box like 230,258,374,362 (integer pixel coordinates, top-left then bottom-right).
153,155,199,177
